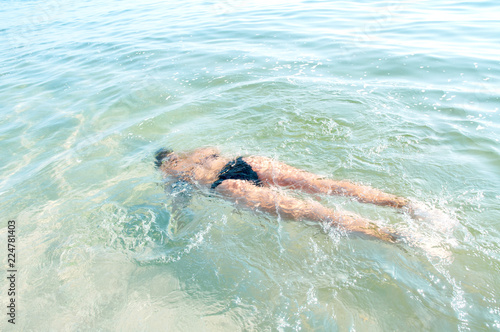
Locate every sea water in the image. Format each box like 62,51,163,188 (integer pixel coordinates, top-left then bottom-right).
0,0,499,330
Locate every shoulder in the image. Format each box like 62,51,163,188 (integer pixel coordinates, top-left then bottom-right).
192,147,221,157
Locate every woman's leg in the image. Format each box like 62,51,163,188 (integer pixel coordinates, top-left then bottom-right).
215,179,399,242
244,156,408,208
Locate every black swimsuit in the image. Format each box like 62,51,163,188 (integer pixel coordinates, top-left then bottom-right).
211,157,262,189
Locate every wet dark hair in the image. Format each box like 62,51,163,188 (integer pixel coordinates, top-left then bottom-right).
154,148,174,168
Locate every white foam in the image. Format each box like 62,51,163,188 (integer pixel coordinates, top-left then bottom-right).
400,200,459,261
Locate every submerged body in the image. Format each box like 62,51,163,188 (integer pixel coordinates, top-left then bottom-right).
157,147,410,242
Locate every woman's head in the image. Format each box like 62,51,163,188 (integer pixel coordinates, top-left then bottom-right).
154,148,174,168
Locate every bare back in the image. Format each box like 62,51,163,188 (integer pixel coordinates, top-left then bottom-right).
160,148,230,187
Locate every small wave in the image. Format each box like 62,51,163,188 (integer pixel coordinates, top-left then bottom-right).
399,200,460,262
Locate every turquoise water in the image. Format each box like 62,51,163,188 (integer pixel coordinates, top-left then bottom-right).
1,0,499,330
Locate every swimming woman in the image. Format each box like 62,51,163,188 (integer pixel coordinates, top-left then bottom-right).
156,147,412,242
